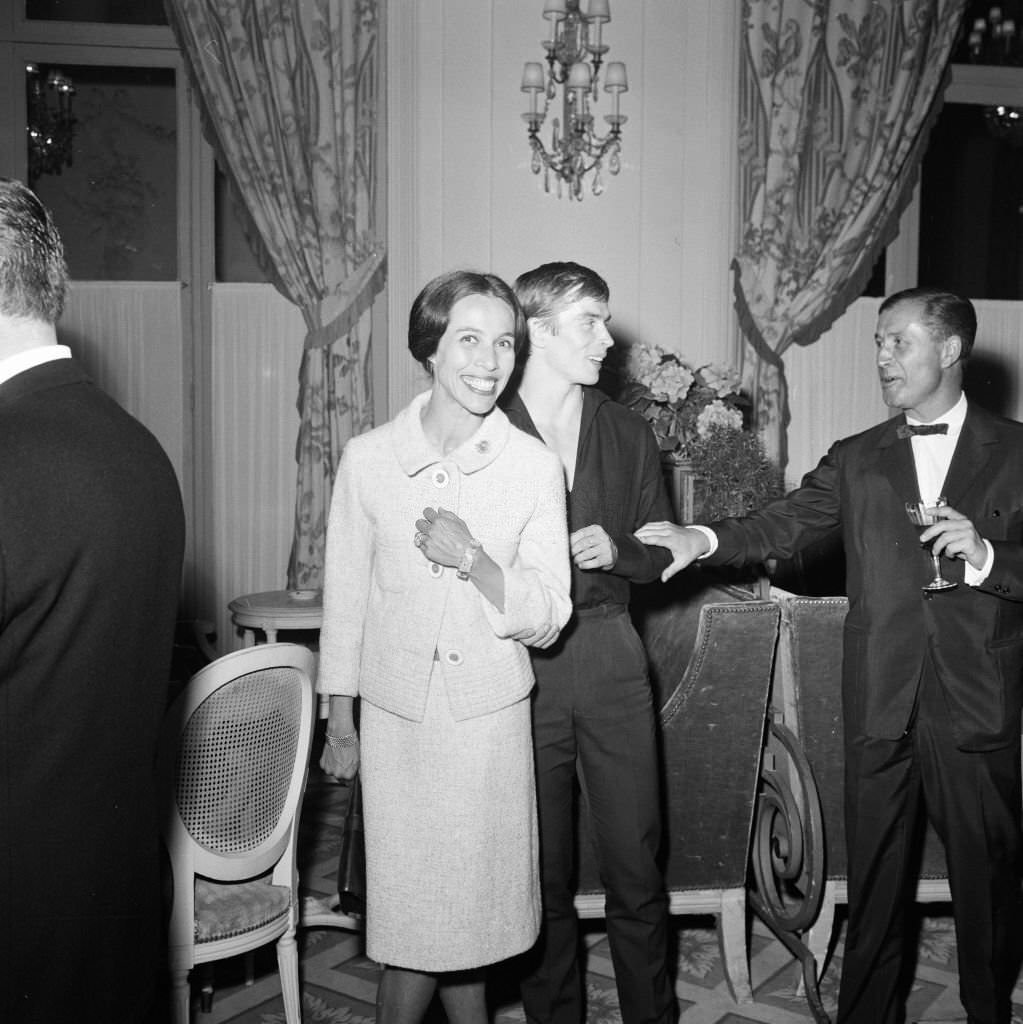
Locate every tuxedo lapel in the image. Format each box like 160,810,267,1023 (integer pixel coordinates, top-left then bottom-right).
876,418,922,506
941,407,998,509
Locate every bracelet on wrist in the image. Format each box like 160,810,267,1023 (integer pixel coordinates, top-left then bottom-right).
325,732,359,753
456,538,482,580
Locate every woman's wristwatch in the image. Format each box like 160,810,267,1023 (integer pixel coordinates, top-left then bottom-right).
456,538,482,580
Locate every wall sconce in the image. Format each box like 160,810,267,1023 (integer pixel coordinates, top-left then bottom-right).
521,0,628,200
26,63,76,186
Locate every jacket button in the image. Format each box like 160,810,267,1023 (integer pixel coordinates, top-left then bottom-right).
432,468,449,488
429,562,443,578
444,649,463,666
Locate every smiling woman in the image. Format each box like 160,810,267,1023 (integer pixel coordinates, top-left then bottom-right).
315,269,571,1024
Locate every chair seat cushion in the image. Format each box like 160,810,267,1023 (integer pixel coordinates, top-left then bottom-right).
194,878,291,943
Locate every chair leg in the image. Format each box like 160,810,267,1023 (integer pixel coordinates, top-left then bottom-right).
170,967,192,1024
277,928,302,1024
718,888,753,1004
199,963,215,1012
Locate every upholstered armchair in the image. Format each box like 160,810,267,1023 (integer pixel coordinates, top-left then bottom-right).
574,581,781,1003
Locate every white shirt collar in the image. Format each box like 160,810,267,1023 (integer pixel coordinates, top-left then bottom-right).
905,391,967,432
0,344,72,387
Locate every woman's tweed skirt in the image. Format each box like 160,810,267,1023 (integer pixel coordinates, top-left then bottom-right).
360,661,540,970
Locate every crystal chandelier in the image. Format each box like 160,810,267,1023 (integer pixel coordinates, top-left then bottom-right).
26,63,76,185
520,0,628,200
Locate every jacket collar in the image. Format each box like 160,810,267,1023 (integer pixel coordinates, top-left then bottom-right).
393,389,511,476
0,356,89,404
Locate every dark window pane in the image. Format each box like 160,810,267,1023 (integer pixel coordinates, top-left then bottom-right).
25,0,167,25
953,0,1023,66
215,162,269,284
29,64,177,280
861,250,886,298
918,102,1023,299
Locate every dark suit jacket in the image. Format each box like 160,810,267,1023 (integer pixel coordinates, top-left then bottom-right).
708,403,1023,751
0,358,185,1022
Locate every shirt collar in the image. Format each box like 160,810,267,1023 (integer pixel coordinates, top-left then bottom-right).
0,344,72,387
393,389,510,476
905,391,967,432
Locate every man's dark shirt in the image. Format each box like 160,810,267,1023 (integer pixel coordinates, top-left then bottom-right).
504,386,673,611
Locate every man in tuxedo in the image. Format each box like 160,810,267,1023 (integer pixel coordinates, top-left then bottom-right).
0,179,185,1022
636,287,1023,1024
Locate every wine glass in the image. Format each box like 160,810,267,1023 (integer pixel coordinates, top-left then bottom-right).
905,496,957,593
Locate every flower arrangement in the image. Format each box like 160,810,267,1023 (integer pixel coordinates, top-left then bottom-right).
619,343,748,463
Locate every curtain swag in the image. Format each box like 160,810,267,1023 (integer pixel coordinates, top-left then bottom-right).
735,0,967,468
166,0,385,589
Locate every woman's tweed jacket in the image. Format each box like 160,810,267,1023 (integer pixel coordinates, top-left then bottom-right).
317,390,572,722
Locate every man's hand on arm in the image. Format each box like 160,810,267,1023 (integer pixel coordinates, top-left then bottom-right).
634,522,712,582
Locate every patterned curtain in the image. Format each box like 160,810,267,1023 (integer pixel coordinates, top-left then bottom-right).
166,0,386,588
735,0,966,467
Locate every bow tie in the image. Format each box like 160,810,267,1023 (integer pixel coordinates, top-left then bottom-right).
896,423,948,440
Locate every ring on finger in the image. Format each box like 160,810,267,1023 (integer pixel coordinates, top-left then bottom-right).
414,531,427,549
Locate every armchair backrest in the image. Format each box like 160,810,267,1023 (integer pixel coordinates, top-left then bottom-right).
158,643,317,886
577,600,780,894
775,595,947,882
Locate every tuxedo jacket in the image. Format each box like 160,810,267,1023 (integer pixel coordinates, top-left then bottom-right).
0,358,185,1020
708,403,1023,751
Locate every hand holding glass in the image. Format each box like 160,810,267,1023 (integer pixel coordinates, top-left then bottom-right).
905,497,957,592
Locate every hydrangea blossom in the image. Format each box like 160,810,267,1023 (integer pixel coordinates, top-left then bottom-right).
699,363,742,399
648,361,694,405
696,400,743,437
618,342,748,462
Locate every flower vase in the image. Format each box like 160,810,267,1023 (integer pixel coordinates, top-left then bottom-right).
665,460,700,524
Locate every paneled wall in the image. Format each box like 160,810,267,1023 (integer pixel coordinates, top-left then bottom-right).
61,281,302,655
209,285,304,653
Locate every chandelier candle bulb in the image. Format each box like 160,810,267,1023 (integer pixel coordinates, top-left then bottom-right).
604,61,628,90
567,62,591,89
588,0,610,20
522,62,546,91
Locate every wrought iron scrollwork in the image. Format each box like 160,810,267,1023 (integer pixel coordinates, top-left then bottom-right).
749,720,830,1024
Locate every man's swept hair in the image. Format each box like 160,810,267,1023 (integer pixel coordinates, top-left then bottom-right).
879,286,976,361
0,178,68,323
514,261,609,329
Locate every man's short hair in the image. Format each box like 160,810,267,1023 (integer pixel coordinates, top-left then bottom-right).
0,178,68,324
879,286,976,360
514,261,609,330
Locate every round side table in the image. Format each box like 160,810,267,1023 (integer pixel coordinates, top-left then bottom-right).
228,589,324,645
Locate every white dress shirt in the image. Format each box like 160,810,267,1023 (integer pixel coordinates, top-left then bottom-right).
905,394,992,584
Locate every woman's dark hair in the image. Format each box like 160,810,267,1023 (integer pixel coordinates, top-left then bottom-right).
879,286,977,361
408,270,527,374
0,178,68,323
